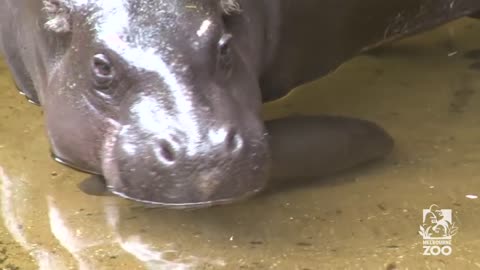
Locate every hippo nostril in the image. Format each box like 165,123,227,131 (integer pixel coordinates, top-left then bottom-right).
158,139,176,163
225,128,242,152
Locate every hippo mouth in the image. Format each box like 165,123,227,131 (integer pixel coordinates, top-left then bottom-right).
109,186,264,209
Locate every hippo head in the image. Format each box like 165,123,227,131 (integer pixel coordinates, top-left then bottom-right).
40,0,270,207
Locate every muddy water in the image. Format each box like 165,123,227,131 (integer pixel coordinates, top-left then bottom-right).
1,18,480,270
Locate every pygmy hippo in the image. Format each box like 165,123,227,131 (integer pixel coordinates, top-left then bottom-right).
1,0,479,208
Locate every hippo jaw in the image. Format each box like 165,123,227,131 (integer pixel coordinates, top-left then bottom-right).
110,188,265,209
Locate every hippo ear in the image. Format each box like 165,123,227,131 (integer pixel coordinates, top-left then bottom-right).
42,0,72,33
220,0,241,15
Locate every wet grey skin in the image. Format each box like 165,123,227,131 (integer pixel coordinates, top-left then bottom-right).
0,0,479,208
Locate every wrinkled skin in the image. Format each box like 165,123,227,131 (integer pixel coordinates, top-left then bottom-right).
0,0,479,208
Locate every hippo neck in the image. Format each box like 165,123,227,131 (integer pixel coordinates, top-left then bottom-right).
259,0,480,102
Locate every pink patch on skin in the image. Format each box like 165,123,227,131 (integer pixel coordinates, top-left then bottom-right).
103,34,128,51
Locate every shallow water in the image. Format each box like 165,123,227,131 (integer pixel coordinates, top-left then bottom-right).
1,18,480,270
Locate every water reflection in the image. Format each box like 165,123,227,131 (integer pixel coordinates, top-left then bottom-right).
104,203,213,270
0,167,64,269
0,165,225,269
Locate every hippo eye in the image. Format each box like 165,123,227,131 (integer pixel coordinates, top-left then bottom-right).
217,33,233,71
91,53,115,89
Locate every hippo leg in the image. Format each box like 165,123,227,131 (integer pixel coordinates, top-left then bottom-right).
266,116,393,183
0,32,39,105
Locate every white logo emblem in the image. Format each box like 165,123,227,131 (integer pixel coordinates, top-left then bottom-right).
419,204,458,256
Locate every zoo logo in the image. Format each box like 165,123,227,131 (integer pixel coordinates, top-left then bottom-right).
419,204,458,256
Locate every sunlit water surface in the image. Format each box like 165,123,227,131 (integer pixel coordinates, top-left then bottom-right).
1,18,480,270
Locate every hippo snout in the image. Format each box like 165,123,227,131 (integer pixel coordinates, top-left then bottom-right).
152,126,243,164
102,116,270,208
